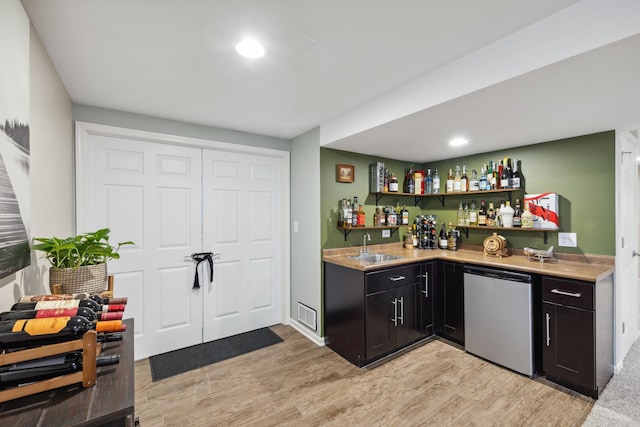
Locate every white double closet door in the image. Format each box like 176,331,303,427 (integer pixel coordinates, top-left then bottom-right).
76,123,285,360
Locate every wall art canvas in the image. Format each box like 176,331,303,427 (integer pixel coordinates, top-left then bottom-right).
0,0,31,279
524,192,559,230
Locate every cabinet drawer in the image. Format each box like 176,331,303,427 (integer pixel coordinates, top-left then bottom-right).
542,276,594,310
366,264,421,294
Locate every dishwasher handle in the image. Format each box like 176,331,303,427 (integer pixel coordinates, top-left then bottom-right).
464,266,532,283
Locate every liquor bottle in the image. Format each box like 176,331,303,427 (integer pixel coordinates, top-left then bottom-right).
432,168,440,194
489,161,497,190
404,168,415,194
479,165,488,191
497,160,504,189
469,169,479,192
511,158,521,189
463,203,470,226
425,168,433,194
352,196,359,226
469,200,478,225
401,205,409,225
446,168,454,193
478,200,487,226
500,159,510,189
0,351,120,389
439,223,448,250
345,199,352,227
521,202,534,228
512,199,522,228
486,202,496,226
357,205,366,226
383,168,389,192
453,166,462,192
461,166,469,192
0,307,122,322
10,299,125,313
389,173,399,192
501,200,515,227
457,202,464,226
0,316,126,350
497,201,505,227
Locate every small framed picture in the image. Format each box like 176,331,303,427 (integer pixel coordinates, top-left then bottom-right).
336,164,355,183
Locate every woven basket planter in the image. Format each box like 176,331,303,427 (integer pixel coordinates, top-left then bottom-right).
49,263,107,295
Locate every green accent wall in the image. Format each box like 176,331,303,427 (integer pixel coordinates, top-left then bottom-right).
321,131,615,256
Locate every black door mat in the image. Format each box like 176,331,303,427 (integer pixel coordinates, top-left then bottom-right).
149,327,283,382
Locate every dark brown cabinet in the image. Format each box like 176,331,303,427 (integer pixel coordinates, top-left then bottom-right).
434,261,465,345
541,275,613,398
418,262,435,336
324,262,423,367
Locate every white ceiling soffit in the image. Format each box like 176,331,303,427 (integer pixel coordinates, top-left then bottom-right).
321,0,640,161
21,0,581,140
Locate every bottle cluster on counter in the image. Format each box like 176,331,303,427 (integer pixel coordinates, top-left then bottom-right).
405,215,459,251
370,157,522,194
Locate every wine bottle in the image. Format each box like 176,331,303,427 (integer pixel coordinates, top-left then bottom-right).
439,223,448,249
19,293,128,305
500,159,511,189
446,168,454,193
432,168,440,194
461,166,469,192
11,300,125,313
511,158,521,189
0,307,122,322
0,352,120,389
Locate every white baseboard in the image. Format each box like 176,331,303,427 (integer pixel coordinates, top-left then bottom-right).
288,319,325,346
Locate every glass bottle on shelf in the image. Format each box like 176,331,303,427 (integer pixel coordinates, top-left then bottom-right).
357,205,366,226
478,200,487,226
453,166,462,192
389,173,399,192
502,200,515,227
425,168,433,194
352,196,359,226
457,202,464,226
511,158,521,189
461,165,469,192
500,159,511,189
401,205,409,225
513,199,522,228
432,168,440,194
439,223,448,249
469,169,479,192
469,200,478,225
446,168,455,193
486,202,496,226
463,203,470,226
521,202,534,228
479,165,488,191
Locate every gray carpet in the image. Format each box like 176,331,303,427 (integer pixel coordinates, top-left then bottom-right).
149,328,283,382
583,338,640,426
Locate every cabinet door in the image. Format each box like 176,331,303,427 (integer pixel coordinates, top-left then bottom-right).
365,289,396,360
442,262,465,345
395,282,421,347
543,301,595,391
419,262,434,336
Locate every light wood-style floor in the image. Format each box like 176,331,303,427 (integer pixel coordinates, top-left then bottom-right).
134,324,594,426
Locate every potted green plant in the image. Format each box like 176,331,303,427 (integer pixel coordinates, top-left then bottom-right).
32,228,134,294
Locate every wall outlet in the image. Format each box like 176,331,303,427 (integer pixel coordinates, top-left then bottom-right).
382,229,391,238
558,232,577,247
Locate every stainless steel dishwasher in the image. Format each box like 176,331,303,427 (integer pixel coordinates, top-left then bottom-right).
464,266,534,377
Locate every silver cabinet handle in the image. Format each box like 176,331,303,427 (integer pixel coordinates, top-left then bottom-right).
551,289,582,298
398,297,404,325
546,313,551,347
418,273,429,298
389,275,406,282
391,298,398,326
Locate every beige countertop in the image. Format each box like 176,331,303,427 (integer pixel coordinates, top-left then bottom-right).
323,243,614,282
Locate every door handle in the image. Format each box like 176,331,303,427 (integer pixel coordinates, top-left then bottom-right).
551,289,581,298
418,273,429,297
633,250,640,257
391,298,398,326
398,297,404,325
546,313,551,347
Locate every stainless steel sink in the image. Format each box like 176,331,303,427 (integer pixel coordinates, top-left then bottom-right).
348,252,404,263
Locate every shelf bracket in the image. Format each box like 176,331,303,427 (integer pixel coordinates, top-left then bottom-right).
342,228,352,241
543,231,548,244
436,195,444,207
375,193,383,205
460,228,469,238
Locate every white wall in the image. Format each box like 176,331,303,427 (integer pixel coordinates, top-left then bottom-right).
290,127,322,337
0,23,74,311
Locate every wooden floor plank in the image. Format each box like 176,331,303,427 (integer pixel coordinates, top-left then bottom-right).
134,325,593,426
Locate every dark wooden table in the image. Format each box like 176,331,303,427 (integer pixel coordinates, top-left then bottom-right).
0,318,135,427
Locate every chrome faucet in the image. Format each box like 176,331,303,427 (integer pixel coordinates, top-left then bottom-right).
361,232,371,255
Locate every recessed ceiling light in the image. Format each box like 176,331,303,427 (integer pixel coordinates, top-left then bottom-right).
235,38,265,59
449,137,468,147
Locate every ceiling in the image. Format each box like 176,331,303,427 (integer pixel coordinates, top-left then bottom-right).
21,0,640,162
